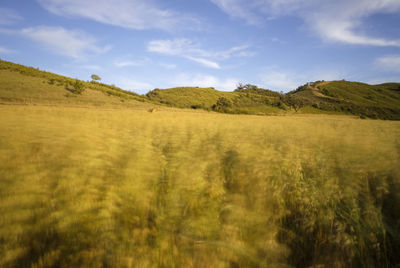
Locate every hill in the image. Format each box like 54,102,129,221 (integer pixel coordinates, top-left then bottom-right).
1,59,399,119
146,84,296,115
147,81,400,119
146,85,285,115
0,59,151,109
289,80,400,120
146,86,234,109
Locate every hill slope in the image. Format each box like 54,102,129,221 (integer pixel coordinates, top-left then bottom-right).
146,87,235,109
146,85,287,115
0,59,151,109
1,59,399,119
290,81,400,119
147,81,400,119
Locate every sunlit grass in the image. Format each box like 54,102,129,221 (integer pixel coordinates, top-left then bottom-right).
0,106,399,267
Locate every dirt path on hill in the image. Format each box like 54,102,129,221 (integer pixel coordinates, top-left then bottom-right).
307,81,335,99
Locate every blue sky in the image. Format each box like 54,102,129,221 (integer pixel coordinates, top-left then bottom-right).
0,0,399,93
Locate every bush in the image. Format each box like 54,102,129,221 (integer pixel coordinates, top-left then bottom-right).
72,80,85,94
212,97,233,112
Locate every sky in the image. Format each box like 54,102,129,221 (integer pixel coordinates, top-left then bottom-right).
0,0,400,93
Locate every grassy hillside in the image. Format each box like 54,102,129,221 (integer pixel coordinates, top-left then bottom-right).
0,59,150,108
1,59,399,119
146,86,235,109
290,81,400,119
1,105,399,267
147,81,400,119
146,85,287,115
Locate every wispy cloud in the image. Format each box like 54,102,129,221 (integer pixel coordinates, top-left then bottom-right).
365,76,400,85
0,8,22,25
171,73,238,91
210,0,400,47
185,56,221,69
147,38,251,69
0,46,17,54
376,55,400,72
259,66,345,92
20,26,111,59
37,0,200,31
114,58,151,68
210,0,262,25
114,77,154,92
260,69,299,92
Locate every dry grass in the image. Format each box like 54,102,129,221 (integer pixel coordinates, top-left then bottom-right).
0,105,399,267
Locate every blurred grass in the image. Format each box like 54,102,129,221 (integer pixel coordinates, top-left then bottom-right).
0,106,399,267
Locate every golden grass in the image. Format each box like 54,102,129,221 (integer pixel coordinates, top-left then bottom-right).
0,105,399,267
0,70,150,109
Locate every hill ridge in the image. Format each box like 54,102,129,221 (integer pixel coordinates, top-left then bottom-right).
1,59,399,119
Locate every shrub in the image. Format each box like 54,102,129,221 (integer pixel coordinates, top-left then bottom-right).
72,80,85,94
212,97,233,112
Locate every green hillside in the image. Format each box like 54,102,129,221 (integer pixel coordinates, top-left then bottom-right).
146,85,288,115
146,86,235,109
290,81,400,119
147,81,400,119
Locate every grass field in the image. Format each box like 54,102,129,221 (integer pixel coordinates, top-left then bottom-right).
0,105,399,267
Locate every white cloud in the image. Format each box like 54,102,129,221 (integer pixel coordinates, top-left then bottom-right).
210,0,262,25
114,58,151,68
20,26,111,59
259,67,345,92
210,0,400,47
0,8,22,25
147,38,251,69
37,0,199,31
148,38,206,56
217,45,255,59
366,77,400,84
171,73,238,91
185,56,221,69
260,70,299,92
0,46,16,54
115,77,153,92
376,55,400,72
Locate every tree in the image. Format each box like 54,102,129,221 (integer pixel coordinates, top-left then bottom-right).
91,74,101,82
281,95,305,113
235,83,258,91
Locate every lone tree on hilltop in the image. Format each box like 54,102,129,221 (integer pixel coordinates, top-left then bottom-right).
91,74,101,82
